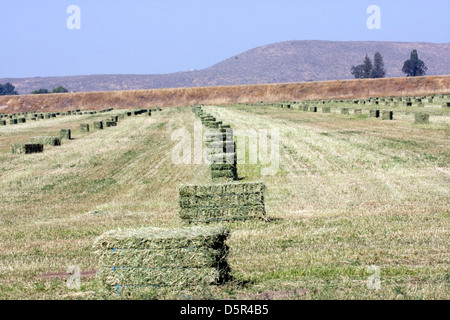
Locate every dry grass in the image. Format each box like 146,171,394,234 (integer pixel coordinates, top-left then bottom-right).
0,102,449,300
0,76,449,115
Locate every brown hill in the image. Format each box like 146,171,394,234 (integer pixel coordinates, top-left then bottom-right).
1,41,449,94
1,76,449,115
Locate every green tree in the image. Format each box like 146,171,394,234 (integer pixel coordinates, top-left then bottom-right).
0,82,19,95
402,49,427,77
52,86,69,93
30,89,50,94
371,52,386,78
362,55,373,79
351,65,364,79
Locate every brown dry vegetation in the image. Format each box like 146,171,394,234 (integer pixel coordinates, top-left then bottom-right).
1,76,449,115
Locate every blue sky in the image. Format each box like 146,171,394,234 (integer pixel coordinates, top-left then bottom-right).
1,0,449,78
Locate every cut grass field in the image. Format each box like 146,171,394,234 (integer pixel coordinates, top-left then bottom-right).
0,103,448,300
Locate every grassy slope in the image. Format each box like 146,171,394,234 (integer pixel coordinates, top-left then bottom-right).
0,103,449,300
0,75,449,115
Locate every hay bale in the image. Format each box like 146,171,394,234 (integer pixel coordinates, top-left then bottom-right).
94,121,104,130
382,111,393,120
60,129,71,140
414,113,430,124
29,136,61,146
354,109,362,115
10,119,18,125
18,117,26,123
179,181,266,223
370,109,380,118
93,226,230,299
443,102,450,108
80,123,90,132
118,113,125,119
322,107,331,113
0,120,6,126
309,106,317,112
11,143,44,154
105,121,117,127
341,108,350,115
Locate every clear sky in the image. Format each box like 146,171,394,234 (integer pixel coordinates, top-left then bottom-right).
1,0,449,78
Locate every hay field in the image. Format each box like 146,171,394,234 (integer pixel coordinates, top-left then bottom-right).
0,103,449,300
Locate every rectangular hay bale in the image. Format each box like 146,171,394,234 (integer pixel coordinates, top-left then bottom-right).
11,143,44,154
93,226,230,299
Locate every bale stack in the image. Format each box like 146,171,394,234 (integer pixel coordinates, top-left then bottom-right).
60,129,71,140
179,181,266,223
11,143,43,154
94,226,231,299
29,136,61,146
414,113,430,124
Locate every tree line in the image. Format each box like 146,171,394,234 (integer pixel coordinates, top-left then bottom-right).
351,49,428,79
0,85,69,96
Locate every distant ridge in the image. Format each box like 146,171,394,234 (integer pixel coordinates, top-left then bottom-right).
1,40,449,94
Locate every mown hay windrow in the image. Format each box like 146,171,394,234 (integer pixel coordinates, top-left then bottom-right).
11,143,44,154
93,226,230,299
29,136,61,146
179,181,266,223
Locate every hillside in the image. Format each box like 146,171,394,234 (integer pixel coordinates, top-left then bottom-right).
1,40,449,94
0,76,449,115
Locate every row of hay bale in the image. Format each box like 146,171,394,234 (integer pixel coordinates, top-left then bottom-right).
93,105,267,299
274,102,436,124
10,128,72,154
192,105,238,181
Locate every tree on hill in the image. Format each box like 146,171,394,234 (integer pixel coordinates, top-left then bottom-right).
52,86,69,93
351,53,386,79
0,82,19,95
402,49,428,77
30,89,50,94
371,51,386,78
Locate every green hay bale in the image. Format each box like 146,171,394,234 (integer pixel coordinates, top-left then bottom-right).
94,121,104,130
147,110,152,116
414,113,430,124
93,226,230,299
341,108,350,115
18,117,26,123
110,116,119,122
322,107,331,113
60,129,71,140
382,111,393,120
370,109,380,118
211,170,236,180
178,181,266,223
309,106,317,112
207,152,236,165
105,121,117,127
29,136,61,146
80,123,90,132
118,113,125,119
443,102,450,108
302,105,309,111
0,120,6,126
11,143,44,154
10,119,18,125
206,141,235,153
354,109,362,115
